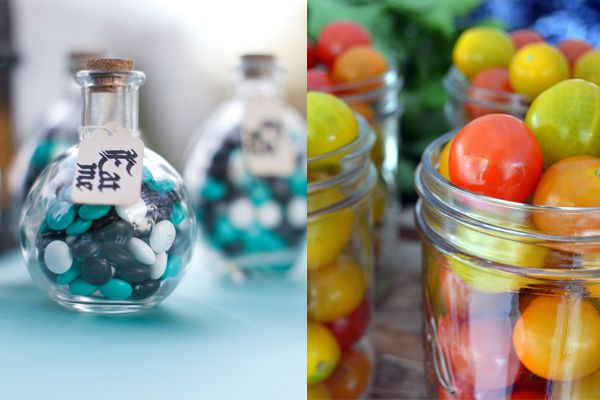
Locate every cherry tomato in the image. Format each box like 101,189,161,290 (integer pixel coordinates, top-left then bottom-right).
348,101,374,122
308,40,317,68
533,156,600,236
308,321,341,385
465,67,512,119
325,350,372,399
551,366,600,399
453,27,515,78
307,188,353,270
450,317,523,390
371,176,386,224
510,29,544,50
574,49,600,86
317,21,371,68
558,38,593,67
510,389,546,400
307,383,332,400
437,381,510,400
325,299,369,349
440,263,516,319
525,79,600,167
509,43,569,98
331,46,388,88
512,368,549,394
513,296,600,381
308,69,332,91
308,255,366,322
449,114,543,202
438,138,453,180
307,92,358,159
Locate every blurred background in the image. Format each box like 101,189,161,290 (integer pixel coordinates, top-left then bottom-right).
11,0,306,168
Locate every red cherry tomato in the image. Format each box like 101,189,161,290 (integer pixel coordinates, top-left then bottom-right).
440,264,514,320
510,390,546,400
317,21,371,68
449,114,543,202
449,318,523,390
437,381,509,400
325,299,369,349
510,30,544,50
308,69,332,92
308,40,317,68
325,350,372,399
558,39,593,66
466,67,512,119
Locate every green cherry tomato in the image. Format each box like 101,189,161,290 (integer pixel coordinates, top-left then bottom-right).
525,79,600,167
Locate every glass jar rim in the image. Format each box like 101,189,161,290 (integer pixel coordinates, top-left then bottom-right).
75,70,146,88
443,66,530,114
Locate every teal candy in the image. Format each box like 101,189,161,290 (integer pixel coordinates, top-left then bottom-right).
163,255,182,279
69,279,97,296
99,279,133,300
66,218,92,236
201,178,227,201
46,200,76,231
170,202,186,225
142,166,154,183
30,140,53,168
289,169,307,197
148,178,177,193
78,205,111,220
248,182,271,205
57,261,81,285
214,216,238,244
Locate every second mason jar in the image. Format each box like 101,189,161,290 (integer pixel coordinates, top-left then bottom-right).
416,133,600,399
307,116,376,399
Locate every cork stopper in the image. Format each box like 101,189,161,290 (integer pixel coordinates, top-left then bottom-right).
84,58,135,92
85,58,134,72
241,54,275,78
69,51,104,74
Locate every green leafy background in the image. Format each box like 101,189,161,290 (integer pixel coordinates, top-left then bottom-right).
308,0,485,199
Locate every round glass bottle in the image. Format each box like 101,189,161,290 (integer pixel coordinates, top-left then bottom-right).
416,133,600,399
307,116,376,399
183,55,306,281
20,58,195,313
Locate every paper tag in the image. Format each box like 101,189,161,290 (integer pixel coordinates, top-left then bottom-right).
71,121,144,205
241,97,295,177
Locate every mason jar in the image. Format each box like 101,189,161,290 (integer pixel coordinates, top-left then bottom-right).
307,116,377,399
443,66,529,129
416,133,600,399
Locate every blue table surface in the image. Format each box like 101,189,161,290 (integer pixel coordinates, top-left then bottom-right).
0,245,306,400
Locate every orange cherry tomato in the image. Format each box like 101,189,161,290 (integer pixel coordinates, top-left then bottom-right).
348,101,374,122
509,43,569,98
513,296,600,381
307,383,331,400
308,255,366,322
331,46,388,90
465,67,512,119
511,29,544,49
558,38,593,67
533,156,600,236
449,114,543,202
325,350,372,399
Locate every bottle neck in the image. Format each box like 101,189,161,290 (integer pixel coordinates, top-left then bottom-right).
76,70,144,140
233,77,283,99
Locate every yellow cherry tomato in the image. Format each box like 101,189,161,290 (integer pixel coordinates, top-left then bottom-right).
509,43,569,98
438,138,453,180
307,92,358,160
574,50,600,86
307,383,332,400
513,296,600,381
453,27,515,78
307,189,353,271
308,255,366,322
307,321,341,385
372,177,387,225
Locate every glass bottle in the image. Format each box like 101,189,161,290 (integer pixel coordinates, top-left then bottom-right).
20,58,195,313
183,54,306,281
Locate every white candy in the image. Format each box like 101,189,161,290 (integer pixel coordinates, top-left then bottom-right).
150,252,168,279
127,237,156,265
44,240,73,274
116,198,147,225
228,198,254,229
149,220,176,253
228,151,247,185
287,197,307,227
256,201,282,229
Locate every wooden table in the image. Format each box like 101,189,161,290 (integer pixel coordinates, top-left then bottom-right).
371,207,430,399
